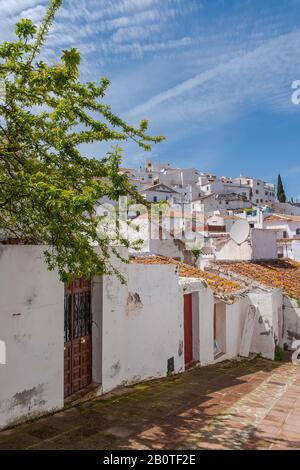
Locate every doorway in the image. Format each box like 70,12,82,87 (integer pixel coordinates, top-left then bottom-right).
64,279,92,398
184,294,194,368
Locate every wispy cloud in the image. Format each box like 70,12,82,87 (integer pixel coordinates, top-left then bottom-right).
1,0,300,196
126,27,300,130
0,0,46,16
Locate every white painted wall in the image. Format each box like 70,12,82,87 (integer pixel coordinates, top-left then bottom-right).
0,246,64,430
0,340,5,365
226,298,249,358
263,219,300,239
179,279,210,365
251,229,278,260
100,263,184,393
215,239,252,261
149,239,184,260
215,229,277,261
292,241,300,261
282,296,300,350
247,289,283,360
197,284,215,365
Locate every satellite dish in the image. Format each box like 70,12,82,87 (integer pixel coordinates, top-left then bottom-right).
230,219,250,245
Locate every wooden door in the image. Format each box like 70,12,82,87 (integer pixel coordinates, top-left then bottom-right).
64,279,92,398
184,294,193,368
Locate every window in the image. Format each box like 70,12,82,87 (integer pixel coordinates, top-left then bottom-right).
283,231,287,239
296,228,300,235
153,196,157,202
256,199,259,204
256,190,259,194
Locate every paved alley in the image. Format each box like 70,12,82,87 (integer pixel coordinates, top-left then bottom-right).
0,358,300,450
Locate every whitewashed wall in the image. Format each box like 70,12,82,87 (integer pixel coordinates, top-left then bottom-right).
100,263,184,393
215,229,278,262
215,239,252,261
282,297,300,350
292,241,300,262
251,229,277,260
0,246,64,430
179,279,211,365
263,219,300,239
226,297,249,358
247,289,283,360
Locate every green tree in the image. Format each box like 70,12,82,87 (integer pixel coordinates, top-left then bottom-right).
277,174,286,203
0,0,164,282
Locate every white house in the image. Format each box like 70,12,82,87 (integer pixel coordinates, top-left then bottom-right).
212,259,300,352
214,228,278,262
232,175,275,205
263,214,300,239
2,240,299,431
1,243,282,431
140,183,183,204
199,174,275,205
277,239,300,262
192,193,252,216
158,167,201,187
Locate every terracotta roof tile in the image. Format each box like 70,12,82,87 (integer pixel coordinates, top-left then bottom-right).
131,255,244,298
264,214,300,223
277,237,300,243
215,259,300,301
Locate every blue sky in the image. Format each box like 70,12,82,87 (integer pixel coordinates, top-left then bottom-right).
1,0,300,198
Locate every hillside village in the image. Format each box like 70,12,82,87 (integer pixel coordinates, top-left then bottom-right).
1,0,300,452
1,158,300,436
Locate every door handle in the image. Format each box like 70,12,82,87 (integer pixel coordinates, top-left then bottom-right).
80,337,86,344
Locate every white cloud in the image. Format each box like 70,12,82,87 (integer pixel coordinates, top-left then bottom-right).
126,28,300,125
19,4,46,22
112,23,160,43
0,0,46,16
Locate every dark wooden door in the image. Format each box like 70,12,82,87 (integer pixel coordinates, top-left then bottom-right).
184,294,193,368
64,279,92,398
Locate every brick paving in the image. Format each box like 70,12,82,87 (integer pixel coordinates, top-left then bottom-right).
0,358,300,450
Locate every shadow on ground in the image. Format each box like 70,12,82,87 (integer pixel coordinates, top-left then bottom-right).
0,358,299,450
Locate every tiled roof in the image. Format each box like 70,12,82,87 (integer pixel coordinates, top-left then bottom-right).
222,215,240,220
215,259,300,301
277,237,300,243
201,246,214,255
264,214,300,223
131,255,244,299
140,183,180,194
